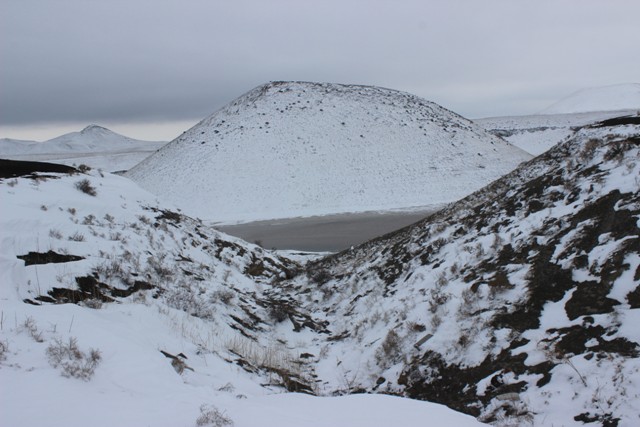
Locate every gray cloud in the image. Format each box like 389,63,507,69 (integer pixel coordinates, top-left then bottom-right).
2,0,639,128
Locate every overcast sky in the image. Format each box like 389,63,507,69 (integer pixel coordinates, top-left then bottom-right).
1,0,639,141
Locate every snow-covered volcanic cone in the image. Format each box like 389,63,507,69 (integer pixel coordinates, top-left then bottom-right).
127,81,531,223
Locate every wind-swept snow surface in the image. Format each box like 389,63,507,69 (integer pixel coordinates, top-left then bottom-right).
539,83,640,115
0,125,166,172
127,81,531,223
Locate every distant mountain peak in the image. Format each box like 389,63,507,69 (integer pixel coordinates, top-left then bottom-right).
80,124,112,134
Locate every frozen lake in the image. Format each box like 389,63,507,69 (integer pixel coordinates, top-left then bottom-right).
216,209,436,252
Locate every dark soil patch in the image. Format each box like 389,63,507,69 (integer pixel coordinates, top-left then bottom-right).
398,347,554,416
0,159,77,178
37,275,155,304
491,247,576,332
564,281,620,320
574,412,620,427
17,250,84,266
155,209,182,224
627,285,640,308
592,115,640,128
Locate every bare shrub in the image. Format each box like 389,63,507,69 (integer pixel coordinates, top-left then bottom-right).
165,282,215,319
46,337,101,381
77,164,92,173
428,287,450,314
20,317,44,343
94,258,125,281
435,271,448,287
458,333,470,349
196,404,234,427
82,214,96,225
109,231,124,241
376,329,402,367
75,179,97,196
49,228,63,239
0,340,7,361
218,382,235,392
68,231,85,242
80,298,103,309
458,288,479,318
147,255,173,279
268,304,289,323
430,313,442,329
212,289,235,305
431,237,449,251
307,267,331,285
407,321,426,333
171,357,192,374
580,138,600,161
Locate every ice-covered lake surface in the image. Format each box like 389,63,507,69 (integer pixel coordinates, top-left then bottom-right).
216,207,439,252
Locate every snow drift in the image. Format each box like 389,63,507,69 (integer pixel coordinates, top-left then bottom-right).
539,83,640,115
127,81,531,223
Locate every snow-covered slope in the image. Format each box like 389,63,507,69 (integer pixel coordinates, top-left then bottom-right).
476,109,637,155
0,160,484,427
127,81,531,223
0,125,166,172
4,113,638,426
539,83,640,115
277,114,640,425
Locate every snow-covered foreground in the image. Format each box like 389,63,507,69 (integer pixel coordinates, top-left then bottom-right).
1,301,482,427
0,125,166,172
0,163,484,426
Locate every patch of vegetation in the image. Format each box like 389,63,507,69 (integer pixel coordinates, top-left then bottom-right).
46,337,102,381
196,404,234,427
75,178,97,196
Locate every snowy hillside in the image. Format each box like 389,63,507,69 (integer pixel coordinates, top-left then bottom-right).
127,81,531,223
0,160,484,427
3,113,638,426
539,83,640,115
0,125,166,172
278,114,639,425
476,109,637,155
